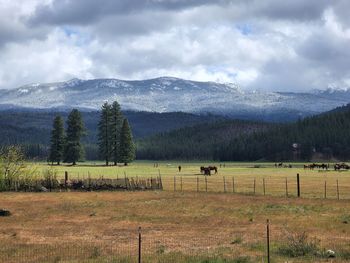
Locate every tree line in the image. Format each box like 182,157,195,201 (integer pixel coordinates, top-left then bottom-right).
48,101,135,165
137,104,350,161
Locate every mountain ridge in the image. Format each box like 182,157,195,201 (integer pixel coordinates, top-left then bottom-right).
1,77,349,122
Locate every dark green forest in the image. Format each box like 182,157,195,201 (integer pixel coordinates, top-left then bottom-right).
138,104,350,161
137,120,270,160
1,104,350,161
0,110,223,160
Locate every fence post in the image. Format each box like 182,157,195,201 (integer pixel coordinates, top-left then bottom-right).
263,178,266,196
197,176,199,192
205,176,208,192
285,178,288,197
174,176,176,192
232,177,235,193
180,176,183,192
223,176,226,193
138,227,142,263
324,181,327,199
253,178,256,195
296,173,300,197
337,179,340,200
125,172,128,190
65,171,68,191
266,219,270,263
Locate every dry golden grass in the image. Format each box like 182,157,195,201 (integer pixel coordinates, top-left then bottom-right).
0,191,350,262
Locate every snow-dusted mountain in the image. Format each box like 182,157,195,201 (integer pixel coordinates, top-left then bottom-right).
0,77,349,119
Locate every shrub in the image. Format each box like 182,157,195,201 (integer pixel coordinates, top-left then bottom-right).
277,230,321,257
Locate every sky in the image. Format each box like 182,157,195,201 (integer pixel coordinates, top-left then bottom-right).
0,0,349,91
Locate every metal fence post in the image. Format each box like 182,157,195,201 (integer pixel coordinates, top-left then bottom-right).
266,219,270,263
285,177,288,197
138,227,142,263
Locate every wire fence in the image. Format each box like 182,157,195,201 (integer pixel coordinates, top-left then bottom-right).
161,174,350,199
1,222,349,262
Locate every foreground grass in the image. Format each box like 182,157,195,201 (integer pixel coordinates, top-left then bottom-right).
0,191,349,262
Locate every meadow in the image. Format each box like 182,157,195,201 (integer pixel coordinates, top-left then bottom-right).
1,161,350,262
35,161,350,199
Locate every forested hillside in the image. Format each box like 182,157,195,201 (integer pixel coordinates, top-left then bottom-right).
217,104,350,161
138,104,350,161
137,120,271,160
0,110,224,159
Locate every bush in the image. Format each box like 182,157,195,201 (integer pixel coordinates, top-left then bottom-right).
277,230,321,257
0,146,38,191
42,168,60,190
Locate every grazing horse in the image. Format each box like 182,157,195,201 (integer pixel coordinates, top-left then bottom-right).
334,163,350,171
200,167,211,176
208,166,218,174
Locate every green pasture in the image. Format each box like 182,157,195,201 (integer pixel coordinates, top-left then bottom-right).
30,161,350,199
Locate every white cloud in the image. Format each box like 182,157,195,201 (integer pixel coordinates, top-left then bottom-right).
0,0,349,91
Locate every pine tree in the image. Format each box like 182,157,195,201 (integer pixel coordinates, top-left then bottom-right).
48,116,65,165
98,102,112,166
110,101,123,165
64,109,85,165
118,118,135,165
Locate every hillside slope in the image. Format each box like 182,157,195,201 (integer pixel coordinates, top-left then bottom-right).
137,120,271,160
138,104,350,161
0,110,224,145
1,77,350,121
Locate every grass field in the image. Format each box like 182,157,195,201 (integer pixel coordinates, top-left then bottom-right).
0,191,350,262
35,161,350,199
1,161,350,262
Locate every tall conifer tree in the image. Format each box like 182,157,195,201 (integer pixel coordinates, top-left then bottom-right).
48,116,65,165
110,101,123,165
119,119,135,165
64,109,85,165
98,102,112,165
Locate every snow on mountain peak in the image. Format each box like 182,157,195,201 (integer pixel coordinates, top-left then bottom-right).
1,77,350,117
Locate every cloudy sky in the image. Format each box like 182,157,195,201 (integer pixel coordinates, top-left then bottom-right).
0,0,349,91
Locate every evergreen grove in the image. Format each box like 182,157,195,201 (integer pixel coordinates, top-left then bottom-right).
48,101,135,165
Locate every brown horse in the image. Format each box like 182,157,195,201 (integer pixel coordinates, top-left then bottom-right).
208,166,218,174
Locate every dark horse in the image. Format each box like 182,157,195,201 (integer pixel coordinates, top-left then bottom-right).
200,166,218,175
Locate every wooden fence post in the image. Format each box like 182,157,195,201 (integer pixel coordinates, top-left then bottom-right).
180,176,183,192
65,171,68,191
324,181,327,199
232,177,235,193
223,176,226,193
297,173,300,197
205,176,208,192
253,178,256,195
263,178,266,196
337,179,340,200
197,177,199,192
174,176,176,192
285,178,288,197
